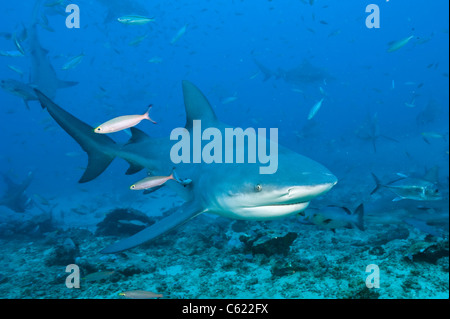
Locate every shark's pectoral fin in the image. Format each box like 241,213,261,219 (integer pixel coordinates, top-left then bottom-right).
100,201,206,254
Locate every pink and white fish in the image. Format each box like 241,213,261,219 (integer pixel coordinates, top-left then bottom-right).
94,105,156,134
130,172,176,190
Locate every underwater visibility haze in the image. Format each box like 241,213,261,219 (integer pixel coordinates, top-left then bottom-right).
0,0,448,299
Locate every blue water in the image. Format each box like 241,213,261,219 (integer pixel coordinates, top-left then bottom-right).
0,1,448,299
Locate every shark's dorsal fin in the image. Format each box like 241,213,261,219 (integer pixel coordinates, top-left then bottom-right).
423,165,439,183
126,127,150,146
182,80,218,130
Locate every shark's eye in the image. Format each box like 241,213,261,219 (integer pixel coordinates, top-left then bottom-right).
255,184,262,192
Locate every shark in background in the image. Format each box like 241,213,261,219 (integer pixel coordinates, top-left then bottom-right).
33,80,337,253
27,1,78,99
355,113,399,153
0,0,77,106
0,172,33,213
0,79,38,109
253,58,333,85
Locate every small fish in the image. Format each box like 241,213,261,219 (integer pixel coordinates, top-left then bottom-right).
118,219,148,227
62,53,85,70
404,98,415,108
65,151,81,157
302,204,364,231
118,15,155,25
32,193,51,206
119,290,163,299
387,35,415,53
148,56,163,64
171,24,188,44
94,105,156,134
83,271,114,282
421,132,447,144
371,173,442,201
249,71,259,79
44,0,64,7
307,98,324,120
39,21,55,32
221,96,238,104
41,12,49,26
0,50,24,57
12,33,26,56
130,171,177,190
129,34,148,46
7,65,24,76
328,29,341,38
39,12,55,32
421,132,445,139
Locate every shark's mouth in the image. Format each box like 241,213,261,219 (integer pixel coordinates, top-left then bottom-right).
236,201,311,220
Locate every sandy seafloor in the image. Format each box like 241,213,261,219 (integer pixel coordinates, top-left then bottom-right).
0,174,448,300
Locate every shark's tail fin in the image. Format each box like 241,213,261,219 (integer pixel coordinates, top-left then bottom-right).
354,203,364,231
370,173,383,195
252,59,274,81
34,89,117,183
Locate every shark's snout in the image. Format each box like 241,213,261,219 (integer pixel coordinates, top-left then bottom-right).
284,171,337,202
287,179,336,202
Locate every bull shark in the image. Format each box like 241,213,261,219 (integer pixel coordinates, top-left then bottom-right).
33,81,337,253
